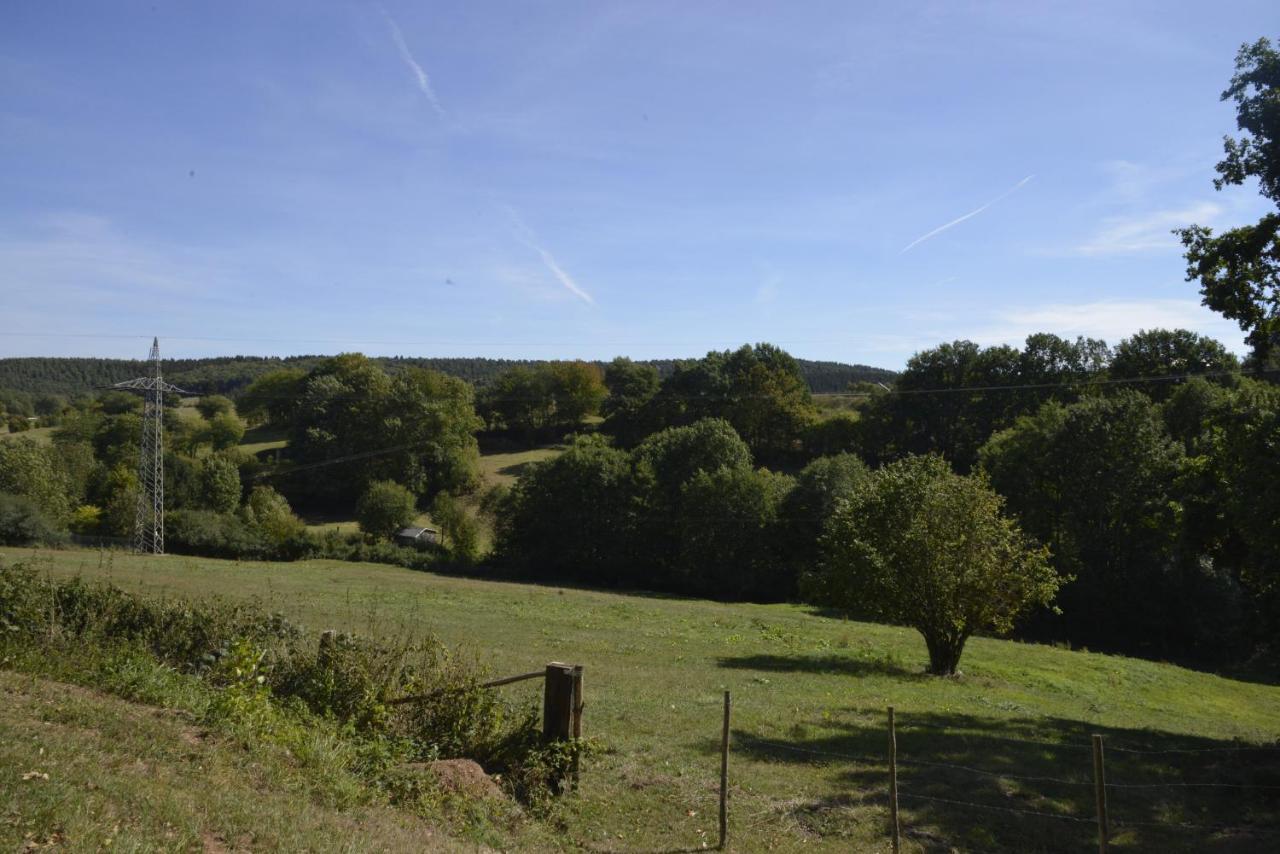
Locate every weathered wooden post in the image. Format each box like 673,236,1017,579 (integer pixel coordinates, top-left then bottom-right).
1092,734,1109,854
571,664,584,790
543,662,576,742
719,690,731,850
889,706,900,854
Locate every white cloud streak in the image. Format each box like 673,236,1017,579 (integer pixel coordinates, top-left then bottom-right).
1073,202,1220,256
900,175,1034,254
380,7,446,118
503,206,596,306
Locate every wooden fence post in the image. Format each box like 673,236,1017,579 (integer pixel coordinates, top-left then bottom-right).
1092,734,1109,854
571,665,584,790
889,706,900,854
719,690,731,851
543,662,576,742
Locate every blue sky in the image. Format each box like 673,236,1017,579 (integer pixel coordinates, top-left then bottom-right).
2,1,1275,368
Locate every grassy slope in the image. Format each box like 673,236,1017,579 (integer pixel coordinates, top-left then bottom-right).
0,671,473,853
10,548,1280,853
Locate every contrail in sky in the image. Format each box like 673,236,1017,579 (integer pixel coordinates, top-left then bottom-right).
381,7,446,118
503,206,596,306
900,175,1034,254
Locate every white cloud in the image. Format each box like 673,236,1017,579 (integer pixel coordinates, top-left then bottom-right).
380,7,446,118
1074,202,1221,256
969,298,1246,351
900,175,1034,254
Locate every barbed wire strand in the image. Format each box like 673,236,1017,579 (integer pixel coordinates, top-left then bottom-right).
733,737,883,765
896,792,1096,824
896,756,1091,787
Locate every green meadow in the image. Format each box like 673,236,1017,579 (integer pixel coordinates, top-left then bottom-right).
4,546,1278,852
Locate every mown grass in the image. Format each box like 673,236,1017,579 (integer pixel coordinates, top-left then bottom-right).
477,446,564,489
12,547,1280,852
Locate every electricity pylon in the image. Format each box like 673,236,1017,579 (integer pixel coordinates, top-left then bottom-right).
112,338,188,554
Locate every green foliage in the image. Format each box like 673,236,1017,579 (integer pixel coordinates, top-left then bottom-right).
1110,328,1240,400
356,480,418,540
1178,37,1280,360
607,343,817,463
674,466,794,600
780,453,872,576
195,395,235,419
632,418,753,497
168,510,270,559
602,356,660,419
806,454,1058,675
0,437,71,521
200,455,242,514
478,361,607,440
431,492,482,564
494,436,637,586
283,356,481,505
0,560,543,801
68,504,103,535
204,411,246,450
0,493,61,545
241,485,307,546
857,335,1109,472
979,392,1206,657
237,367,308,426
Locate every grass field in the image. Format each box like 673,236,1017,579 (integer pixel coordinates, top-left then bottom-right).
5,547,1279,852
477,445,564,489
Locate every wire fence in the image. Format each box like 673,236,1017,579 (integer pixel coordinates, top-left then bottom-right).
718,705,1280,851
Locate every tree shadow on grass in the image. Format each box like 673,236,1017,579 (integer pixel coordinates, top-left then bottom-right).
496,460,541,480
717,652,925,680
723,711,1280,853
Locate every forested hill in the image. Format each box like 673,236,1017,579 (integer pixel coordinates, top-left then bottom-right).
0,354,897,396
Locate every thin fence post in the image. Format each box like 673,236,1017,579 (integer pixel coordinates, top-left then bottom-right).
1092,734,1109,854
719,690,731,851
889,706,901,854
571,665,584,790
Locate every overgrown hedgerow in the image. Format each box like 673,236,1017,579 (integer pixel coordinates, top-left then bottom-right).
0,558,563,808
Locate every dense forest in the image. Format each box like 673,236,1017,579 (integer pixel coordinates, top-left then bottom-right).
0,354,896,399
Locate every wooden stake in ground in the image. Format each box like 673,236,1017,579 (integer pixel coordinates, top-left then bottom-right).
720,690,731,850
571,665,584,790
1092,734,1109,854
889,706,900,854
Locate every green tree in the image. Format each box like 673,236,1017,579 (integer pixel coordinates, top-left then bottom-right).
1178,37,1280,361
1110,329,1239,400
674,466,794,600
979,392,1192,656
494,436,638,586
857,335,1109,472
602,357,660,418
608,344,817,463
204,411,246,451
240,485,306,546
805,455,1058,675
431,492,481,564
237,368,307,426
282,356,481,505
780,453,872,580
199,456,242,514
0,438,71,521
355,479,418,540
195,395,235,419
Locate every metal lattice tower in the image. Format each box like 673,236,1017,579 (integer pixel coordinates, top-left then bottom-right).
112,338,188,554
